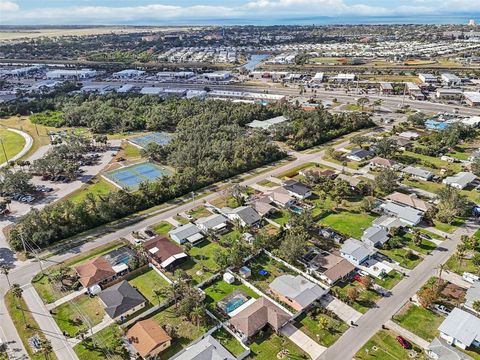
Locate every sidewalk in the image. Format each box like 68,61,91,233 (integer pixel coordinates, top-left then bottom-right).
22,284,79,360
385,319,430,350
281,323,326,360
46,288,86,311
0,297,29,360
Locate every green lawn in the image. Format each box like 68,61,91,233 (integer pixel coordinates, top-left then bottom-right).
445,253,478,275
319,211,376,239
53,295,105,337
128,268,169,305
151,306,211,359
245,253,297,295
402,179,444,194
418,228,444,241
5,290,59,360
173,215,189,225
295,311,349,347
73,325,128,360
247,328,307,360
277,162,318,179
211,328,246,357
402,151,462,174
331,281,381,314
393,304,444,341
188,240,226,272
374,271,403,290
187,205,211,219
356,330,428,360
122,143,141,159
171,258,214,285
257,179,279,188
379,248,422,270
402,234,437,254
433,219,464,234
0,128,26,164
152,221,174,235
269,210,291,226
67,178,115,204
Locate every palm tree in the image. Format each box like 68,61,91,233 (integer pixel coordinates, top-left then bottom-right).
191,306,205,328
40,338,53,360
11,283,26,327
1,264,11,288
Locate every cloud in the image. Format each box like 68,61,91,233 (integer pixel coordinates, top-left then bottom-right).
0,1,479,25
0,0,19,12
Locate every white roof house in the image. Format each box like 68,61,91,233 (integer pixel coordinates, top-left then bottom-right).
331,73,356,82
269,275,328,310
195,214,228,234
168,223,204,245
340,238,375,266
402,166,434,181
428,337,475,360
247,116,288,130
464,281,480,313
438,308,480,350
311,72,324,83
381,202,423,226
443,172,477,190
112,69,145,78
465,92,480,106
361,226,390,248
461,116,480,128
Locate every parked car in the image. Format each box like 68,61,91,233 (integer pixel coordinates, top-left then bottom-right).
433,304,451,316
463,272,480,284
396,336,411,349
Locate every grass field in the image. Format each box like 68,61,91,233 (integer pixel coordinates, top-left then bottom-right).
73,324,127,360
188,239,226,272
66,178,115,203
374,271,403,290
257,179,279,187
0,128,26,164
319,210,376,239
152,221,174,235
295,311,348,347
128,268,169,305
332,281,381,313
212,328,246,357
187,205,211,219
393,304,443,341
356,330,428,360
53,295,105,337
379,248,422,270
5,290,59,360
445,253,478,275
247,327,307,360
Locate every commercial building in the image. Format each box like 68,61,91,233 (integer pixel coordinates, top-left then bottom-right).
112,69,145,79
379,82,394,94
46,68,97,80
464,92,480,107
419,73,437,83
331,73,356,82
441,73,462,86
436,88,463,100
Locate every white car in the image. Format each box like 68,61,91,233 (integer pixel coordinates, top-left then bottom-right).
433,304,451,316
462,272,480,284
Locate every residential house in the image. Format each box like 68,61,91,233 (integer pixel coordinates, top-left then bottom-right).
346,148,374,162
392,136,412,150
385,192,432,212
369,156,401,170
229,297,290,340
143,236,188,270
372,215,404,230
381,202,424,226
75,257,116,291
398,131,420,140
402,166,434,181
221,206,262,227
195,214,228,235
98,281,146,321
103,246,136,276
127,319,172,359
361,226,390,248
169,223,204,245
464,281,480,313
438,308,480,350
269,275,328,311
301,249,356,285
340,238,375,266
282,180,312,199
267,187,295,208
171,335,236,360
428,337,474,360
443,172,477,190
253,196,277,216
335,174,362,189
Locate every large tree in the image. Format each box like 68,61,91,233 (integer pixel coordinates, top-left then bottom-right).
435,185,469,224
374,169,398,194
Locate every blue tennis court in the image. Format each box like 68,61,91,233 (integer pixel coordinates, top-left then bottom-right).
105,162,172,190
129,132,172,149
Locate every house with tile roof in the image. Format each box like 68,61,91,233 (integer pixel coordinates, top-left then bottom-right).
127,319,172,359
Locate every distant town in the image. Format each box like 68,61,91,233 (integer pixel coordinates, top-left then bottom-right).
0,22,480,360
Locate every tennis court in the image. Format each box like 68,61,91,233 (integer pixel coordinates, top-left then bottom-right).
129,132,172,149
105,162,172,190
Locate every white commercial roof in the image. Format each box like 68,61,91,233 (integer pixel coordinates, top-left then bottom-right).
464,92,480,103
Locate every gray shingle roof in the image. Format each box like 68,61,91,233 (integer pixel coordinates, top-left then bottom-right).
283,180,311,197
428,337,474,360
195,214,227,230
99,281,146,319
169,223,202,240
402,166,433,179
443,172,477,188
269,275,328,308
341,238,375,261
223,206,261,226
362,226,389,246
381,202,423,225
171,335,236,360
438,308,480,347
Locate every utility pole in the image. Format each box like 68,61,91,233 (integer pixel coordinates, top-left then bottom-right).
402,82,407,107
0,138,8,163
191,191,195,206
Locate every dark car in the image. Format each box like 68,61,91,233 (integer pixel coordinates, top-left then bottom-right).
396,336,411,349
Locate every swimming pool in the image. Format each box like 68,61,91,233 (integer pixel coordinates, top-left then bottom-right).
290,205,303,214
224,297,246,314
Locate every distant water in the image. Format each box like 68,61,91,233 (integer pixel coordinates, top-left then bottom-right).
242,54,269,71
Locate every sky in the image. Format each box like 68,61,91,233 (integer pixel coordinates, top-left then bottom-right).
0,0,479,25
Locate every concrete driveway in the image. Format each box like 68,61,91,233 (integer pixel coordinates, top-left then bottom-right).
320,294,362,324
281,323,326,359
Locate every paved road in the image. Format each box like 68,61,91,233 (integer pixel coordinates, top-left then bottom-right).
317,219,478,360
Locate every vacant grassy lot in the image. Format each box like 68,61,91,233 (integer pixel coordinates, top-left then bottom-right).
374,271,403,290
356,330,428,360
128,268,169,305
0,128,26,164
67,178,115,204
248,328,307,360
380,248,422,270
5,290,59,360
402,179,444,194
332,281,381,314
269,209,291,226
188,239,226,272
187,205,211,219
402,234,437,255
433,219,464,234
445,253,478,275
319,210,376,239
152,306,211,359
393,304,444,341
73,324,128,360
152,221,174,235
171,258,214,285
53,295,105,337
257,179,279,187
212,328,246,357
295,311,348,347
